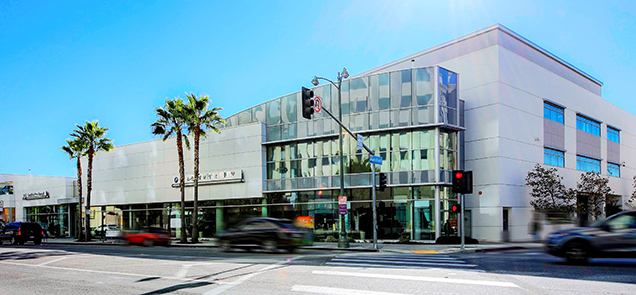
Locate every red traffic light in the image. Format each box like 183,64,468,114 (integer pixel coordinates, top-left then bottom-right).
451,204,461,213
455,172,463,179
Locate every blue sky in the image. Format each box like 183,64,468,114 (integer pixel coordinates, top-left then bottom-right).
1,0,635,177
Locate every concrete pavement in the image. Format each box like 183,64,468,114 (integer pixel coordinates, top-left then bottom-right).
41,237,544,254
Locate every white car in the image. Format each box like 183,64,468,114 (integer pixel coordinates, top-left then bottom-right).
94,224,121,238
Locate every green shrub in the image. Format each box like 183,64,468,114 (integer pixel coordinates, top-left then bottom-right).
324,235,338,242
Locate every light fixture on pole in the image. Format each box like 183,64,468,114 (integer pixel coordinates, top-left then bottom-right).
312,67,350,249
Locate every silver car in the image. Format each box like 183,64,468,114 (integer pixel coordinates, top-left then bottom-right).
545,210,636,263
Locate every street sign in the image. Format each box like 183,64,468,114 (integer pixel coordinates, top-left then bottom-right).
356,134,363,150
313,96,322,113
370,155,383,165
338,196,347,215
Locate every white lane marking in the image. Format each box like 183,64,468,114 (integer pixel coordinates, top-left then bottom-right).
291,285,409,295
175,264,193,278
37,256,69,266
203,257,302,295
325,262,484,272
0,261,226,284
313,270,519,288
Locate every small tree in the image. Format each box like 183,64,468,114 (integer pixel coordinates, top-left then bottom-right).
576,171,613,220
624,175,636,210
525,164,574,212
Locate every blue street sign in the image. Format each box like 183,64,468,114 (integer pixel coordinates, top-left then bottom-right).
370,155,383,165
357,134,363,150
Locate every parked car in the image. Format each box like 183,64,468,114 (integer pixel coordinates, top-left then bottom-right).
94,224,121,238
123,227,171,246
545,210,636,263
0,222,44,245
215,217,304,253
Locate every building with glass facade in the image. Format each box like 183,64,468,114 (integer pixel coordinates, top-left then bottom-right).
5,24,636,242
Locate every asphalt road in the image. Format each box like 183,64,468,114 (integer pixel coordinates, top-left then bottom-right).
0,244,634,294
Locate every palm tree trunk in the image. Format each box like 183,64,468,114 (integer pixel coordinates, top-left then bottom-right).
77,157,83,241
86,148,94,242
177,131,187,243
192,129,200,244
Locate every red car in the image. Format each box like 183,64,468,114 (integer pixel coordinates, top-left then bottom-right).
123,227,171,246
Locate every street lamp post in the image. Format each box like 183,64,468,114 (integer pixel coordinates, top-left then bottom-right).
312,67,350,248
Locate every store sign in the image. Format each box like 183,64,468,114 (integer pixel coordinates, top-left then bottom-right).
22,191,50,200
171,169,244,188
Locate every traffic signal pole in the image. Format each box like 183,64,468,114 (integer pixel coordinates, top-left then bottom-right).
460,193,465,252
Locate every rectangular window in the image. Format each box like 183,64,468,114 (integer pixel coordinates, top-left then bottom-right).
576,114,600,136
577,155,600,173
608,162,620,177
544,102,564,124
608,127,620,143
544,148,565,167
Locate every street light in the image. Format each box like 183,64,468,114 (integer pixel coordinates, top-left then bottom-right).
312,67,350,249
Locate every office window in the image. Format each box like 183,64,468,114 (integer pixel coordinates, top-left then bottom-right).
608,127,620,143
608,162,620,177
544,102,564,124
577,155,600,173
544,148,565,167
576,115,600,136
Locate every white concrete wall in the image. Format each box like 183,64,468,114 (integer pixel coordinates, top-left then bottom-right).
86,122,265,206
0,174,75,221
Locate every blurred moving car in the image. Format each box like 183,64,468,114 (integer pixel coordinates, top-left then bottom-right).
215,217,304,253
94,224,121,238
123,227,171,246
0,222,44,245
546,210,636,263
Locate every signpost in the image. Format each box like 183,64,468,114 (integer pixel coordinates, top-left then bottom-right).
370,155,383,165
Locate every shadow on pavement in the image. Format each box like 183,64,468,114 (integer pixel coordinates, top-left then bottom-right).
140,281,213,295
0,250,71,261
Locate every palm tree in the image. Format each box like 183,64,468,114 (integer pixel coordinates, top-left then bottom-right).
183,93,224,243
72,121,114,241
151,99,190,244
61,138,88,241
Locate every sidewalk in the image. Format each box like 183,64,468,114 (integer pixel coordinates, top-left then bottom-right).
42,237,544,254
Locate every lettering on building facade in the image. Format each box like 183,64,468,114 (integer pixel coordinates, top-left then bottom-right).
22,191,50,200
171,170,244,188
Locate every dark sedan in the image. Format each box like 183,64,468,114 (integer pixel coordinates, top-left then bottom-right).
216,217,305,253
545,210,636,263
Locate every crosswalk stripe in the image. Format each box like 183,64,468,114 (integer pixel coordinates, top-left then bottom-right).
292,285,409,295
339,254,457,261
312,270,519,288
333,257,467,264
328,259,477,268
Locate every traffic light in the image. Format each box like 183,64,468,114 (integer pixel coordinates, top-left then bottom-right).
301,86,315,120
451,204,461,213
452,170,473,194
378,172,387,191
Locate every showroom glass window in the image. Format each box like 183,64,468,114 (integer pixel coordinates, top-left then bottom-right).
608,127,620,143
544,148,565,167
544,102,564,124
576,114,600,136
577,155,600,173
608,162,620,177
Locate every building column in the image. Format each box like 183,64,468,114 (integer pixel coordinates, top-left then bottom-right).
215,200,224,233
435,186,441,239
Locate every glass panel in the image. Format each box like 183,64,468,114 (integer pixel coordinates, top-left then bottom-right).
350,77,368,113
378,73,390,110
544,102,564,124
391,151,400,171
281,123,297,140
576,155,600,173
369,75,378,111
341,80,350,115
608,127,620,143
401,70,412,108
331,84,340,116
414,67,434,106
608,163,620,177
544,148,564,167
379,134,389,152
413,106,433,125
390,71,402,109
238,109,252,125
379,110,390,129
447,71,458,109
281,94,297,123
576,115,600,136
412,149,434,170
266,126,281,141
266,98,281,125
391,109,410,127
400,151,410,171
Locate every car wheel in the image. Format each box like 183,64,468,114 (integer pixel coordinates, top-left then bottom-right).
565,241,589,264
219,240,231,252
143,239,154,247
262,240,278,253
10,237,18,245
